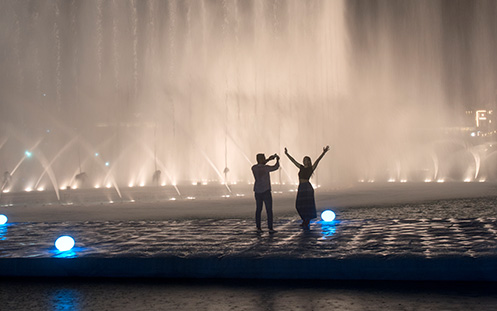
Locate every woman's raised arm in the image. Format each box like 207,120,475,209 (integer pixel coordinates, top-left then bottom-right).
284,147,302,168
312,145,330,171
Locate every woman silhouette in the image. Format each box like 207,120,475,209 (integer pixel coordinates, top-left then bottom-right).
285,146,330,229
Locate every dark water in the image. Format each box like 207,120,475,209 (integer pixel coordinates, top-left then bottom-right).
1,278,496,311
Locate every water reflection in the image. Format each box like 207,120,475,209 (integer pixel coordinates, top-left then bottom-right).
51,289,80,311
0,223,10,241
51,247,84,258
319,220,339,239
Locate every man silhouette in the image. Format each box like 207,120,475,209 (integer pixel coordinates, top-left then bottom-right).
252,153,280,232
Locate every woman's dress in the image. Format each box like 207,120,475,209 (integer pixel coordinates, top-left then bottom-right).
295,166,316,220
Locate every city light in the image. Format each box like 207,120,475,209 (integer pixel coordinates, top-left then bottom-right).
55,236,75,252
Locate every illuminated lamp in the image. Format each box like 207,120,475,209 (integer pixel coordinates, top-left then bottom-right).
321,210,336,222
55,236,75,252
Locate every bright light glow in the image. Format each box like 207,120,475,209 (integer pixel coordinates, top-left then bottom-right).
400,179,407,183
55,236,75,252
161,182,166,186
476,110,487,127
37,187,44,191
139,182,145,187
0,214,7,225
479,179,486,182
25,187,32,192
388,179,396,182
24,150,32,158
95,152,99,157
128,183,134,187
192,182,197,186
71,186,77,190
464,178,471,183
94,185,100,189
2,189,9,193
186,196,196,200
105,162,110,167
321,210,336,222
424,179,432,183
106,184,112,188
202,181,208,185
169,198,177,201
437,179,445,183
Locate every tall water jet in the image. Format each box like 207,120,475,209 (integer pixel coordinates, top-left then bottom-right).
1,0,497,194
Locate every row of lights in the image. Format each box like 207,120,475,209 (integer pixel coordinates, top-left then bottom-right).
361,179,486,183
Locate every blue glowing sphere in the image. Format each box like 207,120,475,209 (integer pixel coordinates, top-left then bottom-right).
55,236,75,252
321,210,336,222
0,214,7,225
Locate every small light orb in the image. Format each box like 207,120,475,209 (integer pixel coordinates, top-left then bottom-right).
321,210,336,222
0,214,8,225
55,236,75,252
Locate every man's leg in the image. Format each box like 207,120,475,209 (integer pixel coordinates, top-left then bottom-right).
255,192,263,230
263,191,274,230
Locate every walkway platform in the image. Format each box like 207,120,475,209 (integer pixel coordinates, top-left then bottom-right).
1,217,496,281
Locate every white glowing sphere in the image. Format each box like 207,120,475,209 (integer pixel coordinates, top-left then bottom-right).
0,214,7,225
321,210,336,222
55,236,75,252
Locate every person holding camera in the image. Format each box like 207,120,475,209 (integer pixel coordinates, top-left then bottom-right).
251,152,280,233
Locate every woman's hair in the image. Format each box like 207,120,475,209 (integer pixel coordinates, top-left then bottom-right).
303,156,312,167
